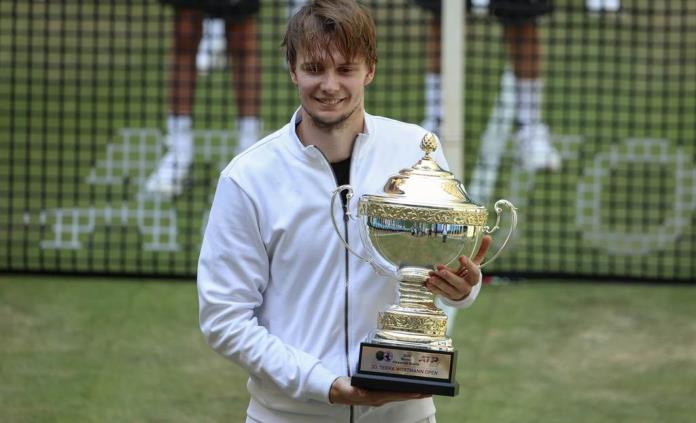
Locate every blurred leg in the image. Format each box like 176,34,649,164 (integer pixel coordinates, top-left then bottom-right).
226,16,261,153
504,22,560,172
422,16,442,135
169,8,203,116
146,7,202,197
504,23,540,80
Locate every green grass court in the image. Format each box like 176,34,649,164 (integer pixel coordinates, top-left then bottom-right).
2,275,695,422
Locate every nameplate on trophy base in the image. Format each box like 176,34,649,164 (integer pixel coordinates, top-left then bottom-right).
351,342,459,396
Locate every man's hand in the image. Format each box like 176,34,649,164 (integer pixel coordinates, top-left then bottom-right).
424,234,492,301
329,377,429,406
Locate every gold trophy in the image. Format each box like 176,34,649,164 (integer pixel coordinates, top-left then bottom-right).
330,133,517,396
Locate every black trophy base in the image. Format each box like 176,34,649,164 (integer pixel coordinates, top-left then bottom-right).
351,342,459,397
352,373,459,397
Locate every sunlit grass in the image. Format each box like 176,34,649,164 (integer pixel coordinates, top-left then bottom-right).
2,275,694,422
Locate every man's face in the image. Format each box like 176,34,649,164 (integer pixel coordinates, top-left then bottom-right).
290,50,375,131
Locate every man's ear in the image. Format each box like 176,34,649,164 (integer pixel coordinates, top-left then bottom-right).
289,66,298,85
364,64,376,86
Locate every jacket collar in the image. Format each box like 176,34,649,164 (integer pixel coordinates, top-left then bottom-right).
285,107,374,163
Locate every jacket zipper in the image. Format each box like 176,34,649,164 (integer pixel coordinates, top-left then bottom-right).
316,147,354,423
343,200,353,423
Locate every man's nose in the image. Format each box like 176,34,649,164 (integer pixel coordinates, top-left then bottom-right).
320,70,339,92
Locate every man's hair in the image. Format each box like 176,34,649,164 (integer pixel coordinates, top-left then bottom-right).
283,0,377,70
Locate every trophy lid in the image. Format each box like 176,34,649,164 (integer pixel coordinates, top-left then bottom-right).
358,133,488,226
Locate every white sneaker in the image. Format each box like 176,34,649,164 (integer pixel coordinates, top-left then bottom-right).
515,123,561,172
145,152,192,197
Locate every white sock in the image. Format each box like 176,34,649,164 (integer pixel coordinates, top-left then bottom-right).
515,79,543,127
197,19,226,72
237,116,260,151
167,115,192,134
206,19,225,40
424,72,442,122
199,19,225,53
603,0,620,11
587,0,620,12
166,115,193,162
586,0,601,11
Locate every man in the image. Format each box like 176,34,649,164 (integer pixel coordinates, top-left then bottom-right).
198,1,491,422
147,0,261,196
417,0,561,172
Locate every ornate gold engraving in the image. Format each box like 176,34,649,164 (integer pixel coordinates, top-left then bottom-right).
378,310,447,337
359,201,488,226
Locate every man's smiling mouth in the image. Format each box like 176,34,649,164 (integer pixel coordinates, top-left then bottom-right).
316,97,345,105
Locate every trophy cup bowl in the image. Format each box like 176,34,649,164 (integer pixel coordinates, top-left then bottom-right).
330,133,517,396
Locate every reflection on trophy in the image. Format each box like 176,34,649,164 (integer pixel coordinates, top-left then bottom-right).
330,133,517,396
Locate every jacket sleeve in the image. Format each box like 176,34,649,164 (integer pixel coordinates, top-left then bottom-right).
197,175,337,404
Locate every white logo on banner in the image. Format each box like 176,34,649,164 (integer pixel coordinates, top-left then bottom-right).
576,138,696,255
40,128,233,252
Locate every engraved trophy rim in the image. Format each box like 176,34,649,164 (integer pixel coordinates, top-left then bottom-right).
356,133,489,225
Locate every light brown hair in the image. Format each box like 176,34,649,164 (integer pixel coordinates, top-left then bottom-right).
283,0,377,70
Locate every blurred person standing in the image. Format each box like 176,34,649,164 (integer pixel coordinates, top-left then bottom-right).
147,0,261,196
414,0,559,335
416,0,561,173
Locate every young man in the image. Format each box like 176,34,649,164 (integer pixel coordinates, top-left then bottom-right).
197,1,491,422
147,0,261,196
416,0,561,172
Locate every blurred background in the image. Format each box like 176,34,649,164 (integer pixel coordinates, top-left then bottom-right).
1,1,695,422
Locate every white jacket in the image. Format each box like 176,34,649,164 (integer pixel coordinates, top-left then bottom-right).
198,110,480,423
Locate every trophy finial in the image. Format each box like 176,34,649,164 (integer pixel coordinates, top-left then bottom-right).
420,133,438,156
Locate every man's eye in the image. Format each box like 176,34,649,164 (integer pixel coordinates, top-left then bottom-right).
305,64,321,73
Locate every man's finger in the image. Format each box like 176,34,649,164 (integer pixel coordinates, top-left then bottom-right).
472,235,492,265
456,256,480,285
432,267,464,291
425,276,457,299
362,390,425,406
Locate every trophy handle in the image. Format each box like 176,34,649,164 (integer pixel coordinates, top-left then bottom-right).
330,185,375,266
479,199,518,268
